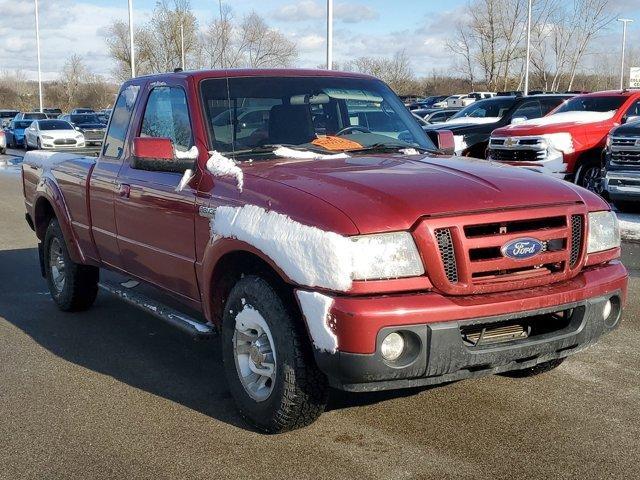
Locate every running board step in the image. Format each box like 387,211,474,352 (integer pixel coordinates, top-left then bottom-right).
98,281,215,338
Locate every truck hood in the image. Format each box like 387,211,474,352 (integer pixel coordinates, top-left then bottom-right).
493,110,616,137
246,154,587,233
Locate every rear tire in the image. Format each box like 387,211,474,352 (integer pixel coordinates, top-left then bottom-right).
501,358,565,378
221,275,328,433
44,219,99,311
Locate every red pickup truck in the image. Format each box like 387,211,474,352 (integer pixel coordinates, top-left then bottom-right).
22,69,627,433
487,90,640,192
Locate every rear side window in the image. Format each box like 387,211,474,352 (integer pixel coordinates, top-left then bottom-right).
103,85,139,158
512,101,542,120
140,86,193,152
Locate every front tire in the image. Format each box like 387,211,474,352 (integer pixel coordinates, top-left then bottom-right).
221,275,328,433
575,161,602,194
501,358,565,378
44,219,99,311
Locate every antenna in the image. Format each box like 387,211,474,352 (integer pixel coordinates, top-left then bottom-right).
219,0,235,157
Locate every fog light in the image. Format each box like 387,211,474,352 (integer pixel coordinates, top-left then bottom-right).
381,332,405,361
603,299,612,320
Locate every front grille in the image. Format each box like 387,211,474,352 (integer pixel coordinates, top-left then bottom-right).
53,138,76,145
488,136,547,162
611,136,640,164
570,215,584,267
82,129,105,141
434,228,458,283
421,205,586,295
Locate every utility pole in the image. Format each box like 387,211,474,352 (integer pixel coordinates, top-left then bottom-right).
34,0,43,112
128,0,136,78
618,18,634,90
523,0,532,96
180,23,185,70
326,0,333,70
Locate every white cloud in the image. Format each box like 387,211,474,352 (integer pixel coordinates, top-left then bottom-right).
273,1,378,24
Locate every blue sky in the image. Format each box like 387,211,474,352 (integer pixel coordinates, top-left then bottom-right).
1,0,639,82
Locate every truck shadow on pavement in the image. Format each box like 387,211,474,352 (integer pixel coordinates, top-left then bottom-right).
0,247,435,431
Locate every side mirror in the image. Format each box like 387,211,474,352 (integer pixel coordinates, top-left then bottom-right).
131,137,196,173
435,130,455,155
511,116,527,125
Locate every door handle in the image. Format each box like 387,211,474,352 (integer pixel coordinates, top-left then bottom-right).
117,183,131,198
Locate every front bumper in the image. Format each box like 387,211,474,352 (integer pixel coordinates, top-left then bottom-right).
313,261,627,392
604,170,640,201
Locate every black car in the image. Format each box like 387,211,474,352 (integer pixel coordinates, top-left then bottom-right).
0,109,19,127
43,108,63,119
423,94,573,158
59,113,106,145
408,95,448,110
414,108,459,124
70,108,95,114
603,119,640,212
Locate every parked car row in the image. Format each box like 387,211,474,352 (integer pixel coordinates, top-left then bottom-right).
0,107,110,151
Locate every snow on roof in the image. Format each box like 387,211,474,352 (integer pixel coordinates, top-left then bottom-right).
23,151,84,170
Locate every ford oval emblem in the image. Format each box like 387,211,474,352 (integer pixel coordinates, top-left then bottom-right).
501,237,544,260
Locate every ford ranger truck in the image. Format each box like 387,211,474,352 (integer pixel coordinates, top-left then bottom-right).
22,70,627,433
487,90,640,192
603,119,640,212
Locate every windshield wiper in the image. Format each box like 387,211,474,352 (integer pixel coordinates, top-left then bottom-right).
348,143,434,154
227,144,330,158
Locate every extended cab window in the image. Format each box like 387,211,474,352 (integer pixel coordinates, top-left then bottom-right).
140,86,193,152
103,85,139,158
624,100,640,119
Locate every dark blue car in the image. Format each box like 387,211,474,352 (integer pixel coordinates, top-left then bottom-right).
4,119,33,148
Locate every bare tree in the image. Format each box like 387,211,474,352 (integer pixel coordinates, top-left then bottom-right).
200,9,298,69
344,51,418,95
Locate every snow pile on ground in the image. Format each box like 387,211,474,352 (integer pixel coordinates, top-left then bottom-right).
273,146,350,160
617,212,640,242
211,204,354,291
445,116,501,125
23,151,83,170
206,150,243,192
295,291,337,353
515,110,615,127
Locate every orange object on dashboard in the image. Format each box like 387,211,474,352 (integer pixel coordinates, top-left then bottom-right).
312,136,363,151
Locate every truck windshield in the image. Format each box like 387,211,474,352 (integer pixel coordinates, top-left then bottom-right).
70,114,101,124
450,97,516,120
200,76,435,156
554,96,626,114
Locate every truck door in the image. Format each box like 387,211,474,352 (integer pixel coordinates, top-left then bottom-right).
89,85,140,268
114,84,200,302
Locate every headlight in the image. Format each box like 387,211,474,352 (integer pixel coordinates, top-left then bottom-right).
41,135,53,140
588,211,620,253
542,132,574,153
453,135,467,155
350,231,424,280
75,134,84,139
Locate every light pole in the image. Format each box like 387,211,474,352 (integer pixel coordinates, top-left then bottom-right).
618,18,634,90
128,0,136,78
180,23,185,70
523,0,532,96
326,0,333,70
34,0,43,112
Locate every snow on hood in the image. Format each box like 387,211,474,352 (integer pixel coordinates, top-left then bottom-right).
273,146,350,160
512,110,615,127
445,116,502,125
23,151,84,170
296,291,337,353
206,150,243,192
211,204,354,292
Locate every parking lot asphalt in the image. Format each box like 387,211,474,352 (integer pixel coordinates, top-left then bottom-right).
1,160,639,480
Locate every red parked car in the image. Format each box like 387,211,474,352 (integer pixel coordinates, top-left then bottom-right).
22,70,627,432
487,90,640,192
